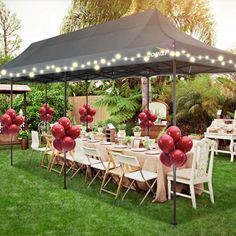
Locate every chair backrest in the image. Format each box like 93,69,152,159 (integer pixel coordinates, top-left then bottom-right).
31,131,40,148
192,138,216,180
83,146,100,159
112,153,140,167
149,101,168,120
73,139,87,161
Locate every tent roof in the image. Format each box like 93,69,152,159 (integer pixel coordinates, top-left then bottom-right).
0,9,236,83
0,84,31,93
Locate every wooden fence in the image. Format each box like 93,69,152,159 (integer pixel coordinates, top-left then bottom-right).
69,96,110,125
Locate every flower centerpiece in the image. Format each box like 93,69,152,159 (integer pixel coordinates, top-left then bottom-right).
117,124,126,137
133,125,141,137
97,121,105,134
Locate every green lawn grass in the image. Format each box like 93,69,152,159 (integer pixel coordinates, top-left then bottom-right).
0,145,235,236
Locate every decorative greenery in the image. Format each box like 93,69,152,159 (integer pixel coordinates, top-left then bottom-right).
17,130,30,140
123,136,132,144
117,124,126,130
94,79,142,124
12,83,70,131
97,121,105,127
133,126,141,132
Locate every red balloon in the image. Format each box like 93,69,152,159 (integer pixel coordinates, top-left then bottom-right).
89,108,96,116
79,107,86,116
160,152,172,167
149,113,157,122
43,103,49,109
87,115,93,123
58,117,71,130
176,136,193,153
83,104,90,110
1,114,12,126
143,109,150,115
147,120,154,128
9,124,19,135
167,126,181,143
80,115,86,123
47,107,54,115
139,121,146,129
39,106,46,115
67,126,80,139
53,139,63,151
138,112,147,122
62,136,75,151
13,115,25,126
51,124,65,139
170,149,187,167
1,126,9,134
158,134,175,154
6,109,16,119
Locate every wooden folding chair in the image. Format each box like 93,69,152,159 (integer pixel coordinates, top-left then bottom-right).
100,151,124,198
114,153,158,205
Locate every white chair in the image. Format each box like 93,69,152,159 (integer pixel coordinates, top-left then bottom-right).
113,153,158,205
30,131,51,163
83,146,119,187
167,138,216,208
70,139,100,179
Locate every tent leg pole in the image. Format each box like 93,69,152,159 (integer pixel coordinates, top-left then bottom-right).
63,73,67,189
147,75,150,136
45,82,48,133
172,60,177,126
172,165,177,225
10,79,13,166
85,79,89,132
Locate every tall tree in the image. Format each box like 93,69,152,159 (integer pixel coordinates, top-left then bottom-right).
60,0,130,33
126,0,215,45
0,1,22,57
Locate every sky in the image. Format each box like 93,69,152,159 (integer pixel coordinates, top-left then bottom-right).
2,0,236,53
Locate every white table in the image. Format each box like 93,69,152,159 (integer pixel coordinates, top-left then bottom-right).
204,132,236,162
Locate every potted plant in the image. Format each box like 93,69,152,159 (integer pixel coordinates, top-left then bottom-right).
97,121,105,133
17,130,30,150
133,126,141,137
124,136,132,147
117,124,126,137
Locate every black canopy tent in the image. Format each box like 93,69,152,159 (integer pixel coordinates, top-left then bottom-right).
1,9,236,224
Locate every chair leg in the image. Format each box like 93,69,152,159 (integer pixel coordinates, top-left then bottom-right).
190,183,197,208
168,179,171,200
100,171,109,193
71,165,83,179
59,163,65,176
88,170,100,187
29,150,34,163
139,179,157,206
208,181,215,204
85,166,89,182
122,179,135,201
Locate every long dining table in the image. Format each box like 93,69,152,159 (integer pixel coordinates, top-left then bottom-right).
83,139,196,203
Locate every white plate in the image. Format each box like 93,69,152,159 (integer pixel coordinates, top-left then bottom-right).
101,141,112,145
144,150,161,155
114,145,127,149
131,148,147,152
88,139,100,143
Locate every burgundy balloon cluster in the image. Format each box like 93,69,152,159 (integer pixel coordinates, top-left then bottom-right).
51,117,81,152
158,126,193,167
138,109,157,129
0,109,25,135
39,103,54,122
79,104,96,123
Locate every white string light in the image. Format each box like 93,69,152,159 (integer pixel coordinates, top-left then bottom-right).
1,48,236,78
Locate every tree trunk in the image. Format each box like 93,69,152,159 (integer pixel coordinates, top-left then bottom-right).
141,77,152,107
